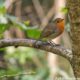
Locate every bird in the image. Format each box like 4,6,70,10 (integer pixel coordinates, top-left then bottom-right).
39,18,64,43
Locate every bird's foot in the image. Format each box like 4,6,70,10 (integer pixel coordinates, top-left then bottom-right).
34,40,60,48
34,40,50,47
48,41,60,47
34,40,42,48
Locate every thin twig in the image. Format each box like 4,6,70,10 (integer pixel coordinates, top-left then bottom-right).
32,0,45,22
0,71,35,78
32,0,55,31
40,5,55,31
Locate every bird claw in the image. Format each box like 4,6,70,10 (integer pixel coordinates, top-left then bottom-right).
47,41,59,47
34,40,59,48
47,41,55,46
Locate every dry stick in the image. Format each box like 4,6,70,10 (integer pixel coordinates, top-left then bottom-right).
32,0,45,22
15,0,22,19
6,0,15,13
32,0,55,31
24,5,40,26
40,5,55,31
0,39,72,61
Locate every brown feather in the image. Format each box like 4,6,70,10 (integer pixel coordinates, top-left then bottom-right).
40,18,64,41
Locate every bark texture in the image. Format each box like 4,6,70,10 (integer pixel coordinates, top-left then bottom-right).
0,39,72,60
67,0,80,78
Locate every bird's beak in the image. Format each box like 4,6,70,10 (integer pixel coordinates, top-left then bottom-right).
52,18,64,22
53,18,64,21
62,19,64,21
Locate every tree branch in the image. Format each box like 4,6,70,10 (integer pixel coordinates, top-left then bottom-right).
40,4,55,31
0,39,72,61
67,0,80,78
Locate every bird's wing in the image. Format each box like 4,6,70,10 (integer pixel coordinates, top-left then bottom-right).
40,23,56,38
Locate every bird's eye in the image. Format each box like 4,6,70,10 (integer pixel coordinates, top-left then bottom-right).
57,20,60,23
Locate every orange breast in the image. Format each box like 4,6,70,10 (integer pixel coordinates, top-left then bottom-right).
57,20,64,33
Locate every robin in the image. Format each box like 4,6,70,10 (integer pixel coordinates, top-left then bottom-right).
40,18,64,42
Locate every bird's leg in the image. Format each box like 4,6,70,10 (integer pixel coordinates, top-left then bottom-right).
34,40,60,47
47,40,60,47
47,41,56,46
34,40,48,46
34,39,51,48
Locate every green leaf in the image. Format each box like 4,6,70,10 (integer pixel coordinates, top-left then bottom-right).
0,6,6,14
26,28,41,39
0,0,6,15
24,20,30,26
61,7,69,14
0,15,9,38
6,14,30,30
0,23,9,38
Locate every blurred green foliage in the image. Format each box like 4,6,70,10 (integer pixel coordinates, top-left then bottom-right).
61,7,69,14
0,1,41,39
0,0,72,80
4,47,49,80
27,29,41,39
0,1,49,79
0,6,6,14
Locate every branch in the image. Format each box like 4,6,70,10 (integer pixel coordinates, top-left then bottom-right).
32,0,55,31
32,0,45,21
67,0,80,77
0,39,72,61
40,4,55,31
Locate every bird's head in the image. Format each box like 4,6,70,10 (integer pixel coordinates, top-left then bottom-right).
53,18,64,33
